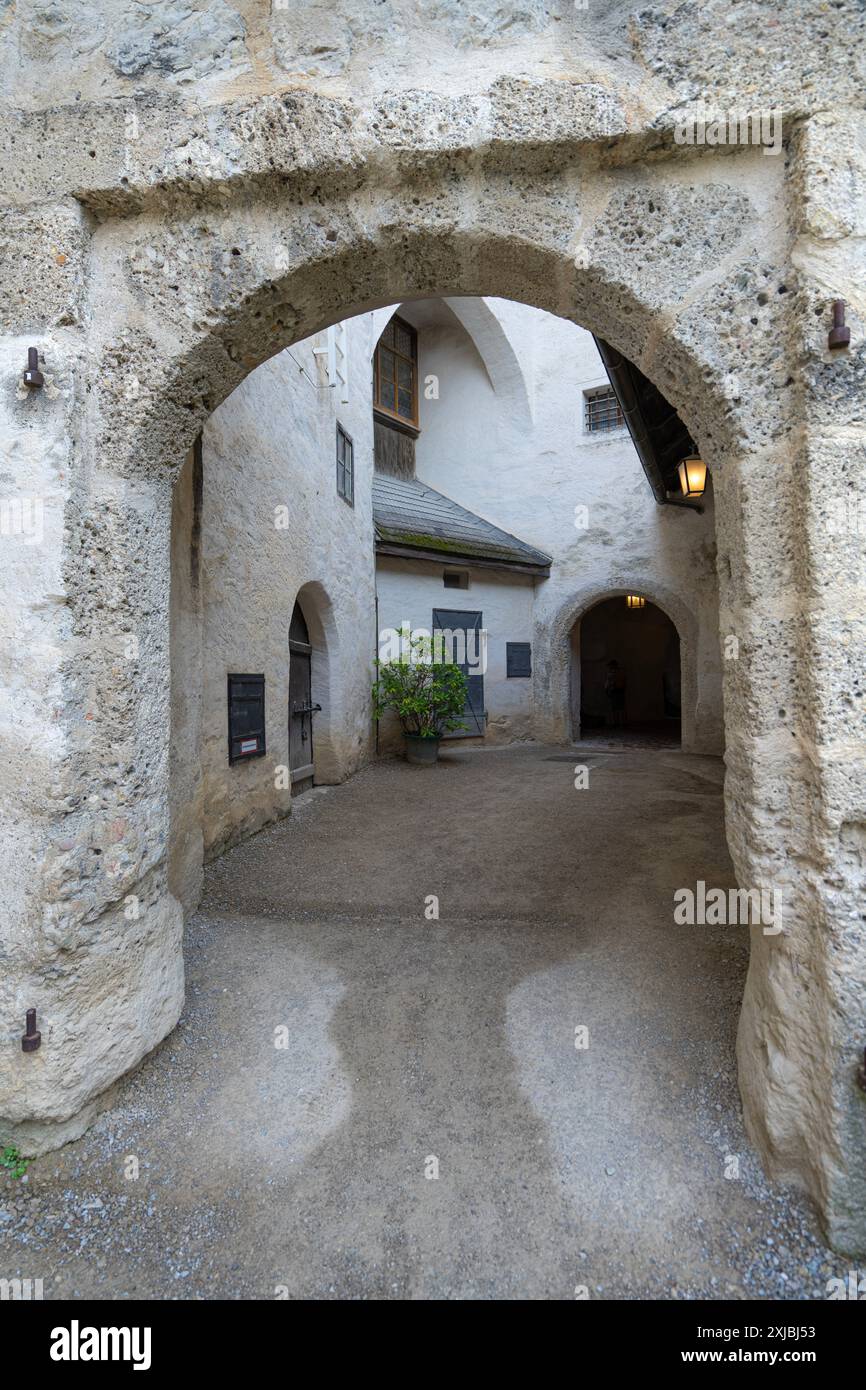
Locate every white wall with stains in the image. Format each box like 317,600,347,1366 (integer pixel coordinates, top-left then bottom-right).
169,316,380,897
405,299,724,753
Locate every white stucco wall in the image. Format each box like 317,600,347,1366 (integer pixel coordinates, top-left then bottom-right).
375,555,537,749
169,315,379,900
409,299,723,753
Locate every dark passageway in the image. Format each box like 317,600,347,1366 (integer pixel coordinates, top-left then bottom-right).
575,597,681,746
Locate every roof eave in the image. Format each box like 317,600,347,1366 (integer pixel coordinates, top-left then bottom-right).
375,539,551,577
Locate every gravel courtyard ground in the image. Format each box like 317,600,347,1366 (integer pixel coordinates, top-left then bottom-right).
0,744,843,1299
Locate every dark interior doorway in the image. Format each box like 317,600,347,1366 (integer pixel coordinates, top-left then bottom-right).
574,596,681,745
289,600,318,791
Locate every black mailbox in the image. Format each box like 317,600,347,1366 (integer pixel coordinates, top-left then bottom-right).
227,673,266,763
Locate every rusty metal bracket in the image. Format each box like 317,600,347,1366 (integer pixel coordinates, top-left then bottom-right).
828,300,851,350
21,1009,41,1053
22,347,44,387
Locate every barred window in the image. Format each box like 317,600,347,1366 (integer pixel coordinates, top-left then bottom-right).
584,386,625,434
336,422,354,506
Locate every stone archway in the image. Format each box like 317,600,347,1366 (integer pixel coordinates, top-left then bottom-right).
543,581,708,755
2,94,863,1252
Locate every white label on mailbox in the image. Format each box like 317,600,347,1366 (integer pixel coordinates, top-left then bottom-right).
240,738,258,754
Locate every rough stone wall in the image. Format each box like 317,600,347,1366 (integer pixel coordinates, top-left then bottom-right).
731,110,866,1255
0,0,863,1252
168,443,205,913
3,2,861,114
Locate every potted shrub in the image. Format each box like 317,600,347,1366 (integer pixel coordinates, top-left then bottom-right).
373,634,468,764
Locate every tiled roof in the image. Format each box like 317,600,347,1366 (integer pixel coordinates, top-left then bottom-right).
372,474,551,572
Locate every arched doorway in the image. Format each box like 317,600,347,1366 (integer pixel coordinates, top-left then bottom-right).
547,582,709,757
289,599,318,793
574,596,681,746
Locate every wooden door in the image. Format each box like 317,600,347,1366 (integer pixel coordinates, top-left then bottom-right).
289,601,315,790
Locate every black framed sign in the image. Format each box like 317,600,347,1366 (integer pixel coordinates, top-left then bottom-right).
227,673,266,763
506,642,532,678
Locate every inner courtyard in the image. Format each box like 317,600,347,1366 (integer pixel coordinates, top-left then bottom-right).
0,744,839,1300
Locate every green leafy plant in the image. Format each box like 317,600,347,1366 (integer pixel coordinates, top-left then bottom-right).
1,1145,30,1180
373,633,468,738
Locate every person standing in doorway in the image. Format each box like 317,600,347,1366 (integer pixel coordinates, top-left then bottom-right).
604,659,626,727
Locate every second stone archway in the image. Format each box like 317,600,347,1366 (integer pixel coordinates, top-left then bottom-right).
537,581,722,757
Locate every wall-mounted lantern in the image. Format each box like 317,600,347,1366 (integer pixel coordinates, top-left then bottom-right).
626,594,646,610
678,455,707,500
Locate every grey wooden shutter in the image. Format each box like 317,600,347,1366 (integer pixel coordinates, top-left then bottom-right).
432,609,485,737
506,642,532,678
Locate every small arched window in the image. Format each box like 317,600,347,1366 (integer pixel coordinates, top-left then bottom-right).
373,314,418,430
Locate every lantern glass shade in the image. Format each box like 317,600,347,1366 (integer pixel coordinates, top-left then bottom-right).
678,455,707,499
626,594,645,609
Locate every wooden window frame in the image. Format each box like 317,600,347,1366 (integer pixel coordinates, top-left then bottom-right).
373,314,419,432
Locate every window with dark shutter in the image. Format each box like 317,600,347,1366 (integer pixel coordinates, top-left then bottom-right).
336,422,354,505
227,674,266,763
506,642,532,678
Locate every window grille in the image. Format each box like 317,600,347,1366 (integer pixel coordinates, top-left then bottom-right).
584,387,625,433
